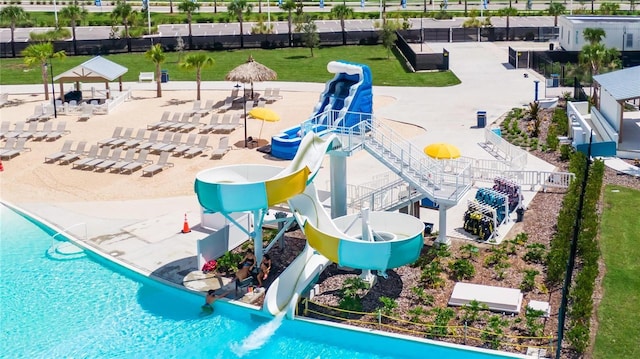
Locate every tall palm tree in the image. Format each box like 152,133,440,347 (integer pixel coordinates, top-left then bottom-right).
547,3,565,27
279,0,296,47
145,44,166,98
583,27,605,45
0,5,27,57
60,3,88,55
111,0,134,52
179,53,214,101
228,0,253,48
330,4,353,46
22,43,66,101
498,6,518,40
178,0,201,49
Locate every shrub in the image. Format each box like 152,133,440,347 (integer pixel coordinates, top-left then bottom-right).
338,277,368,311
378,296,398,316
461,299,488,324
524,307,545,336
428,308,455,338
215,251,242,273
520,269,539,292
523,243,547,264
408,306,429,323
421,261,445,289
411,287,434,306
449,258,475,280
546,124,559,151
560,144,572,161
482,315,508,349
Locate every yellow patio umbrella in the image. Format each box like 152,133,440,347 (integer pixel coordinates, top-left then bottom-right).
423,143,461,159
249,107,280,142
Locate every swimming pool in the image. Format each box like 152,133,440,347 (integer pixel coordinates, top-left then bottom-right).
0,204,524,358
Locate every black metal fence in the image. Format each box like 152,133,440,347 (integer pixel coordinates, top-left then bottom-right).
395,30,449,71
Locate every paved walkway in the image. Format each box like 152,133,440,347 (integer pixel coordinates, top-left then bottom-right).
7,41,557,289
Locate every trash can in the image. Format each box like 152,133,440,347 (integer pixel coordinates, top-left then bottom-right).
161,70,169,83
423,222,434,236
516,208,524,222
551,74,559,88
549,43,554,51
477,111,487,128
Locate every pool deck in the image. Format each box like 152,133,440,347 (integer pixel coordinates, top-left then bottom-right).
5,41,557,291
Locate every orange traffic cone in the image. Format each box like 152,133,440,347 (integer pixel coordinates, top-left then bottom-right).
181,213,191,233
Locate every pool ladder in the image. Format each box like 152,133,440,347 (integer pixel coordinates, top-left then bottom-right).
47,223,87,261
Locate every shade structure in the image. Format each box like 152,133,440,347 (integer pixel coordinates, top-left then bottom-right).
423,143,461,159
249,107,280,142
225,55,277,147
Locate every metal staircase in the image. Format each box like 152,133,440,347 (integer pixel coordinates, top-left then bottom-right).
312,111,473,207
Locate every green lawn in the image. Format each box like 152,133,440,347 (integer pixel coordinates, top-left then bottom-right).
593,185,640,359
0,46,460,87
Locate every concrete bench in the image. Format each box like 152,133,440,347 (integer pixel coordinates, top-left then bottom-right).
138,72,154,82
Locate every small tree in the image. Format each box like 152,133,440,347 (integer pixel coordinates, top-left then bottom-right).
410,287,435,306
111,1,136,51
300,16,319,57
0,5,27,57
145,44,166,98
599,2,619,14
421,261,445,288
429,307,455,338
461,299,488,324
22,42,66,101
279,0,296,47
460,243,479,260
498,6,518,40
376,19,401,59
178,0,201,49
228,0,253,48
330,4,354,46
481,315,508,349
179,53,214,101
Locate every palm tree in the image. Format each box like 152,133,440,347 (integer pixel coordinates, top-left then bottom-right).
60,3,88,55
179,53,214,101
583,27,605,45
279,0,296,47
111,0,134,52
228,0,253,48
178,0,201,49
0,5,27,57
330,4,354,46
22,42,66,101
547,3,566,27
498,6,518,40
145,44,166,98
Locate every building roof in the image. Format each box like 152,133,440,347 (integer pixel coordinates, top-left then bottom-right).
564,15,640,25
593,66,640,101
54,56,127,82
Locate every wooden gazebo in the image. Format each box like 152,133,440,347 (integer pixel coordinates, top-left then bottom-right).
53,56,128,99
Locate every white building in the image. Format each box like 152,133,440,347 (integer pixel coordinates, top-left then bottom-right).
558,16,640,52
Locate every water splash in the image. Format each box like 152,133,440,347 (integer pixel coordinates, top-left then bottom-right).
230,312,285,357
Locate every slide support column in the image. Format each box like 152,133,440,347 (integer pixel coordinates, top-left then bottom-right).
436,205,451,246
330,154,347,219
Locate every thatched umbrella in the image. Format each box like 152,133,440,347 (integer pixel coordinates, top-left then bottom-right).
225,55,277,99
225,55,277,147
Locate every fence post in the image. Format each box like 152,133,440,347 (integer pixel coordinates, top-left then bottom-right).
378,310,382,329
464,321,467,344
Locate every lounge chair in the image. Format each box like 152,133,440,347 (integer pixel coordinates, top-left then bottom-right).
158,113,182,131
184,136,210,158
149,132,174,152
32,122,53,141
38,104,54,121
45,121,68,141
212,114,231,133
5,121,26,138
120,149,150,174
108,127,134,148
71,145,99,169
59,141,87,165
0,138,18,157
216,114,241,133
260,88,273,101
197,100,214,115
137,131,160,151
242,101,254,115
0,137,30,160
123,128,146,149
98,127,123,147
110,148,136,173
147,111,171,130
75,145,110,170
142,151,174,177
156,132,183,153
185,100,202,116
18,122,39,139
199,114,221,134
215,97,234,113
44,139,74,163
0,93,8,107
173,133,197,156
0,121,10,139
168,113,191,131
210,136,230,160
26,106,44,122
94,148,122,171
78,104,94,121
266,88,282,102
255,99,266,108
178,114,201,132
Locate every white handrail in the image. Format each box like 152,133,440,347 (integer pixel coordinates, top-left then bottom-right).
52,222,87,242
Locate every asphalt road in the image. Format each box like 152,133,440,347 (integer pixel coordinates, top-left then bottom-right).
0,16,556,42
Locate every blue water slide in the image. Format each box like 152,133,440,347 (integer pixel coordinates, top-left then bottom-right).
271,61,373,160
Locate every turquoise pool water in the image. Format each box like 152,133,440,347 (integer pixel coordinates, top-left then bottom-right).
0,205,519,359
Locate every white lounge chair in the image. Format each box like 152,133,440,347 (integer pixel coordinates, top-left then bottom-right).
157,132,183,153
78,104,94,121
98,127,123,147
197,99,214,115
210,136,230,160
26,106,44,122
121,150,150,174
147,111,171,130
94,148,123,171
137,131,160,151
157,113,182,131
0,121,10,139
110,148,136,173
32,122,54,141
173,133,197,156
215,97,234,113
18,122,38,139
59,141,87,165
184,136,210,158
108,127,134,148
149,132,174,152
0,137,30,160
142,151,174,177
123,128,147,149
45,121,68,141
44,139,74,163
5,121,26,138
179,114,201,132
71,145,99,169
77,146,111,170
199,114,221,134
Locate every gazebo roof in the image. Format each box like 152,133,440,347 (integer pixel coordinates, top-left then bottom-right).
593,66,640,101
54,56,128,82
